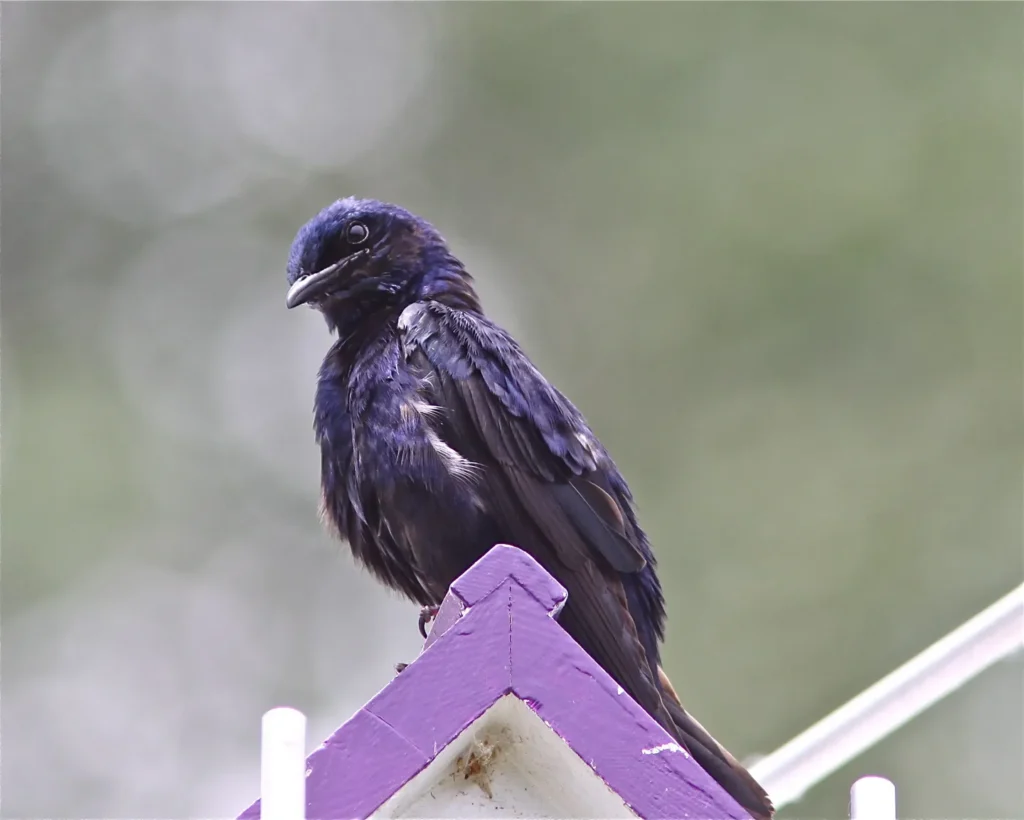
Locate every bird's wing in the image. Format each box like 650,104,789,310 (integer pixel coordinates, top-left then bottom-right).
398,301,672,719
398,302,650,570
399,302,774,820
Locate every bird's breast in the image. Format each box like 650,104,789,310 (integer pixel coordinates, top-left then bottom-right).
341,346,482,498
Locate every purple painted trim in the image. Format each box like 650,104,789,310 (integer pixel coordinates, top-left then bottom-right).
450,543,568,614
509,580,747,819
240,544,750,820
421,587,464,651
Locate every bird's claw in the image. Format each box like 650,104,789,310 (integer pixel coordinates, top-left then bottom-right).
418,604,441,639
395,662,409,674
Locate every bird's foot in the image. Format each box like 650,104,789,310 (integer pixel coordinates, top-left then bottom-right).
418,604,441,639
395,662,409,674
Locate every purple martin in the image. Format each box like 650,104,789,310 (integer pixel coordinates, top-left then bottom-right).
285,198,773,820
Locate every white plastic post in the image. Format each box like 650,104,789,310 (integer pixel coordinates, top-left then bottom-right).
850,776,896,820
261,707,308,820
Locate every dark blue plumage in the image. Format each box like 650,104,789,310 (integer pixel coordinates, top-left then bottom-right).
286,198,772,819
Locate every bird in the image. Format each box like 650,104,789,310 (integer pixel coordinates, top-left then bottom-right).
285,197,773,820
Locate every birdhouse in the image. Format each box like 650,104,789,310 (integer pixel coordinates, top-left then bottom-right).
239,545,752,819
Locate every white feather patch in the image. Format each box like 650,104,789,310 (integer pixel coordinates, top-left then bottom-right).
425,428,480,482
397,302,427,333
401,398,443,423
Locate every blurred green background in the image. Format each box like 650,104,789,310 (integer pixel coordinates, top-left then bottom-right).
2,3,1021,817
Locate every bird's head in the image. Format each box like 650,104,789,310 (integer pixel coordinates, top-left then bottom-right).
285,197,479,333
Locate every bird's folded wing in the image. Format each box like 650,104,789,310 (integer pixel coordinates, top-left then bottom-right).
399,301,773,820
398,301,674,727
398,301,647,577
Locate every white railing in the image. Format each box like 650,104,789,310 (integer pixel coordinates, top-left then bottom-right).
255,582,1024,819
748,581,1024,809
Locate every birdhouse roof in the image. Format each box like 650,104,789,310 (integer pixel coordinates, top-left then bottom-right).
239,544,751,819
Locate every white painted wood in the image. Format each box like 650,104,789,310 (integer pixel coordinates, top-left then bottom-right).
372,694,636,819
261,707,307,820
750,582,1024,808
850,776,896,820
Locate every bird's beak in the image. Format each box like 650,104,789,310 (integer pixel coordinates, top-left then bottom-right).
286,249,370,309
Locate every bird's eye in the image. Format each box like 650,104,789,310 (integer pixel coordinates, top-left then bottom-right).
346,221,369,244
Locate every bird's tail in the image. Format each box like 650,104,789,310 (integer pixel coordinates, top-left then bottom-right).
658,667,774,820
